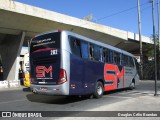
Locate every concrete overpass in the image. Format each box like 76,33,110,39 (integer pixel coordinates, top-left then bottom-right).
0,0,152,86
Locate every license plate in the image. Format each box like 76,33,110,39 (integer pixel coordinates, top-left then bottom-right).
40,87,48,91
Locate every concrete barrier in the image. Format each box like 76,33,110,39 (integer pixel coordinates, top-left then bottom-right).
0,80,20,89
8,80,20,88
0,81,8,88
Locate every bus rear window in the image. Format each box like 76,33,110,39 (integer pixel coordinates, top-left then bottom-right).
30,32,61,53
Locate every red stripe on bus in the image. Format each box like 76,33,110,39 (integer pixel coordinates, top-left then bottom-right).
32,48,56,53
104,64,125,91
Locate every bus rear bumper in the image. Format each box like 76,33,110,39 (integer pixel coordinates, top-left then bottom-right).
30,84,69,95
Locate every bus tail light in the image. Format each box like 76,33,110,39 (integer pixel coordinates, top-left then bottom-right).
58,29,62,32
58,69,67,85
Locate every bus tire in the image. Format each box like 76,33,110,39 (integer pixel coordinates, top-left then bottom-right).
93,81,104,99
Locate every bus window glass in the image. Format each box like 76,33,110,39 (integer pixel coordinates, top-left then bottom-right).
105,49,109,63
70,37,81,57
123,55,128,66
30,32,60,53
121,54,124,65
93,45,100,61
129,57,134,67
114,52,120,65
89,44,94,60
113,51,117,64
134,58,140,75
109,50,113,63
81,41,89,59
102,48,106,63
99,47,103,62
126,56,129,66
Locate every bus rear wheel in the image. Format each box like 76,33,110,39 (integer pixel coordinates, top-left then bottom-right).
93,81,104,99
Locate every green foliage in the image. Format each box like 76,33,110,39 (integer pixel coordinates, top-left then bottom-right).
144,34,160,59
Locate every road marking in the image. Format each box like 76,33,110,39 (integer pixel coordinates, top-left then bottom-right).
118,91,139,94
0,99,27,104
118,91,140,95
119,91,155,96
104,95,132,99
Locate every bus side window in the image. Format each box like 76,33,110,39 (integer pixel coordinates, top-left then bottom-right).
81,41,89,59
102,48,106,63
99,47,103,62
93,45,100,61
113,51,117,64
126,56,129,67
123,55,128,66
134,58,140,75
89,44,94,60
117,52,121,65
129,57,134,67
105,49,109,63
121,54,124,65
70,37,81,57
109,50,113,63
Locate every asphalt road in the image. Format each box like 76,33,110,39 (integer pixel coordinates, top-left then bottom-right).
0,80,160,120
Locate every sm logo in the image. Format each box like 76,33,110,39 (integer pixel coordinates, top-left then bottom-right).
104,64,125,91
36,66,53,78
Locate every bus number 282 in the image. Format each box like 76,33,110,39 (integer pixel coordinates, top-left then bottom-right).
50,50,58,55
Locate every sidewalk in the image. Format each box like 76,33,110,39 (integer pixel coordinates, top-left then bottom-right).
0,85,25,91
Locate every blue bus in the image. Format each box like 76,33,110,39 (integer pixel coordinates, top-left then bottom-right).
29,30,139,98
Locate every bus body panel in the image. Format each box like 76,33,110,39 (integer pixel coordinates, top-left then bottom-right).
30,32,68,95
30,82,69,95
69,56,104,95
124,66,134,88
69,55,84,95
104,64,125,91
83,61,104,94
30,31,71,95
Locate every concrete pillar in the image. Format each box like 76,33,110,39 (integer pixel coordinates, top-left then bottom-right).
0,32,25,81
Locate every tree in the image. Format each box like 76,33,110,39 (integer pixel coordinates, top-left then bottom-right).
143,34,160,79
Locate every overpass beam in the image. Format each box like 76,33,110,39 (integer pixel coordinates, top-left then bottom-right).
0,32,25,81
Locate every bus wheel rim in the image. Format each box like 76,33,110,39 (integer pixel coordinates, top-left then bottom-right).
97,85,102,95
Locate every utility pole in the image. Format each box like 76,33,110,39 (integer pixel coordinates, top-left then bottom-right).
137,0,143,79
152,0,157,96
158,0,160,80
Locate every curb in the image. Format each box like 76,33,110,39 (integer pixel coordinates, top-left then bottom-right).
0,86,24,91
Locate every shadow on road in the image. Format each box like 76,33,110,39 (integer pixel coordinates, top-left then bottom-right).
23,88,31,92
26,88,133,104
26,94,90,104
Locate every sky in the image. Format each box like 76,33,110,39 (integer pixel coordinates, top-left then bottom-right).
16,0,159,37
